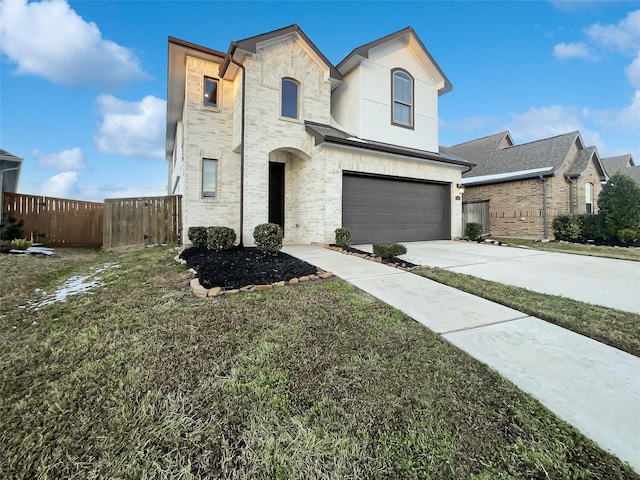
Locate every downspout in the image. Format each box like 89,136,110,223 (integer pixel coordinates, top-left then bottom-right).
567,176,574,214
540,175,548,239
229,46,246,246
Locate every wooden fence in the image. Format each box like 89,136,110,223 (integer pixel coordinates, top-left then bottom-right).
2,193,104,247
462,200,490,234
103,195,182,252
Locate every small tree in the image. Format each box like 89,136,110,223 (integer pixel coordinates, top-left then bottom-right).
464,222,484,241
597,173,640,240
0,216,24,241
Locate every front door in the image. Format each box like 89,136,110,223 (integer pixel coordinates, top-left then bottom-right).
268,162,285,231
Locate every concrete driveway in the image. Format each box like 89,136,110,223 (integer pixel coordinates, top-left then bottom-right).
354,240,640,314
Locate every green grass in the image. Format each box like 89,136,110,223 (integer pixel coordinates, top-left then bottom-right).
414,268,640,358
496,237,640,261
1,248,637,479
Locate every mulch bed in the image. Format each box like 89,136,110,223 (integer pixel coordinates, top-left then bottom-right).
180,247,317,289
330,245,419,269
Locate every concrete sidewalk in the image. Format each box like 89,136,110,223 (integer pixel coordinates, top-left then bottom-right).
283,245,640,472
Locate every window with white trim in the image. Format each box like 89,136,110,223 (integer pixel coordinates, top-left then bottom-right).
585,182,593,214
392,69,413,128
202,158,217,198
204,77,218,108
281,78,299,119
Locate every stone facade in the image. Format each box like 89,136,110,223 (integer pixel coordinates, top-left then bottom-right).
169,29,464,246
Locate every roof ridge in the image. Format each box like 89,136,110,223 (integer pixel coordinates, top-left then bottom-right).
448,131,511,148
501,131,579,150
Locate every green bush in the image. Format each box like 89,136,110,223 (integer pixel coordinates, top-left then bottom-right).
373,242,407,260
206,226,236,251
617,228,637,243
253,223,283,255
10,238,32,250
552,214,580,240
0,216,24,241
576,214,601,240
464,222,484,241
598,173,640,240
187,227,207,249
335,227,352,248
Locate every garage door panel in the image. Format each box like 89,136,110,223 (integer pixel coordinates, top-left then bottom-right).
342,174,449,244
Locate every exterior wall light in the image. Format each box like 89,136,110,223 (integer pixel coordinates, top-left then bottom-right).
456,183,465,194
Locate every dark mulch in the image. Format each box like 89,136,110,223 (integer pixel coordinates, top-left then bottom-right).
180,247,318,289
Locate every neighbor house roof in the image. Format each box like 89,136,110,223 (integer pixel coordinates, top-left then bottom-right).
602,154,640,184
337,26,452,96
0,149,23,193
305,121,474,170
444,130,612,186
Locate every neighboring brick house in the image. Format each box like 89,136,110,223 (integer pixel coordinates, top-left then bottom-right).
166,25,474,246
601,154,640,185
443,131,607,239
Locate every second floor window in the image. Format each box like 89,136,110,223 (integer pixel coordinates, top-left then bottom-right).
392,69,413,128
204,77,218,108
281,78,299,119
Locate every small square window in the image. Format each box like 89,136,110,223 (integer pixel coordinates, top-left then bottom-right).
204,77,218,108
202,158,217,198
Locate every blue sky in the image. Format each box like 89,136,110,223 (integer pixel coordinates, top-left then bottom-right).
1,0,640,201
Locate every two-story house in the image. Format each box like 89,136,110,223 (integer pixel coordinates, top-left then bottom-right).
166,25,473,246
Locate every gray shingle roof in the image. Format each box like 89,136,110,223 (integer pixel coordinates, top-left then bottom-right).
566,146,596,178
447,131,580,180
602,154,640,184
601,154,634,177
0,149,22,159
305,121,474,169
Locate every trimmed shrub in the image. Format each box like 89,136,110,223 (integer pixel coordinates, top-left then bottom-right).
187,227,207,249
552,214,580,241
598,173,640,240
335,227,352,248
617,228,637,243
206,226,236,251
10,238,32,250
253,223,283,255
0,216,24,241
464,222,484,241
373,242,407,260
576,214,601,240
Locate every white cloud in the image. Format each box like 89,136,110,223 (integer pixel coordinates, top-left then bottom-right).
586,9,640,51
626,52,640,87
553,42,596,61
80,183,167,202
507,105,604,149
94,95,166,159
588,90,640,131
0,0,148,88
32,147,85,170
40,171,78,198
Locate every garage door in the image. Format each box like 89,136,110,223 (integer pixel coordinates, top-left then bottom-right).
342,173,450,244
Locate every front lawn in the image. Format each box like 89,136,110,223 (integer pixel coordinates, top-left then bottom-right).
496,237,640,261
1,248,636,479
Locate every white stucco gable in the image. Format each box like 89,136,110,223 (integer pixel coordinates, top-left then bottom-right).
331,27,451,153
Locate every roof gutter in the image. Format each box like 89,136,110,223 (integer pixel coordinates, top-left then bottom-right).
319,134,475,169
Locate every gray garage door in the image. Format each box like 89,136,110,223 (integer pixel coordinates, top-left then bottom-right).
342,173,450,244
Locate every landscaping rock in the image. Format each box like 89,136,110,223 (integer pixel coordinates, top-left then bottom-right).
255,285,272,291
289,278,299,284
272,281,286,287
208,287,223,297
223,289,239,296
298,276,310,282
319,272,333,279
240,285,255,292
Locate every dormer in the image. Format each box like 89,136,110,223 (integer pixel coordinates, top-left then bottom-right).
331,27,451,153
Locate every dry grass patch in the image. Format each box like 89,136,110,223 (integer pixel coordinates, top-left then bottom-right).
1,248,637,479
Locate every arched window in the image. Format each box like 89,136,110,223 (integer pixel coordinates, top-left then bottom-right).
281,78,299,119
391,69,413,128
585,182,593,214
